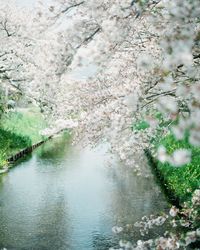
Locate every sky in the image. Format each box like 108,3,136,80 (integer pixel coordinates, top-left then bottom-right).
15,0,52,8
15,0,35,8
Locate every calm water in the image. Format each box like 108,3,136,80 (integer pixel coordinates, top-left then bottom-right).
0,134,169,250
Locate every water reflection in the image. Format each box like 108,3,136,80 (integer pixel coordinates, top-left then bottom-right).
0,134,169,249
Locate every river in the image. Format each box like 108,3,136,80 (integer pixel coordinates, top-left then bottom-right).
0,133,169,250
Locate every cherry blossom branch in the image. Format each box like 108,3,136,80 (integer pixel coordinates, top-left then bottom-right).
61,1,85,14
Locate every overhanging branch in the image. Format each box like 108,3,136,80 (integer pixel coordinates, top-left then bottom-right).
76,26,101,49
61,1,85,14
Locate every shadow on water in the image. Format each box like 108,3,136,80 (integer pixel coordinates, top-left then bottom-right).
36,132,71,160
0,133,171,250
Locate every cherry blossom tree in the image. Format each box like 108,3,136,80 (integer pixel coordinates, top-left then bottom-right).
1,0,198,168
0,0,199,248
0,0,198,167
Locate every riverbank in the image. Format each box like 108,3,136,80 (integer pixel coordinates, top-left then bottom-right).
132,116,200,207
144,132,200,248
150,132,200,206
0,109,48,170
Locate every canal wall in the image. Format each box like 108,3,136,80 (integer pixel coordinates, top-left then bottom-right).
0,130,67,175
144,148,182,208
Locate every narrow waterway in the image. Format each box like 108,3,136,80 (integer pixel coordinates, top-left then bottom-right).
0,134,169,250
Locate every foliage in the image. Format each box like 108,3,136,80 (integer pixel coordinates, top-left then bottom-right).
1,110,48,144
0,128,31,168
0,0,199,165
0,128,31,150
0,110,48,168
156,133,200,203
132,120,150,131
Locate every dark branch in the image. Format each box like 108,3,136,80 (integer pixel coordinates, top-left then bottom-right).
61,1,85,14
0,19,15,37
76,26,101,49
146,90,176,100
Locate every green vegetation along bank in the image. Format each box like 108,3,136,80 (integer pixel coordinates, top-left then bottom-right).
155,132,200,205
0,108,48,169
133,116,200,206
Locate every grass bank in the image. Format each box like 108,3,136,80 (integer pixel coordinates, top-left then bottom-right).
154,133,200,205
133,117,200,205
0,109,48,168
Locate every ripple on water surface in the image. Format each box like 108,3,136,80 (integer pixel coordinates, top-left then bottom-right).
0,134,169,250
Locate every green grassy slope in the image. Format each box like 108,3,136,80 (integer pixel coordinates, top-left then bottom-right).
0,109,48,168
